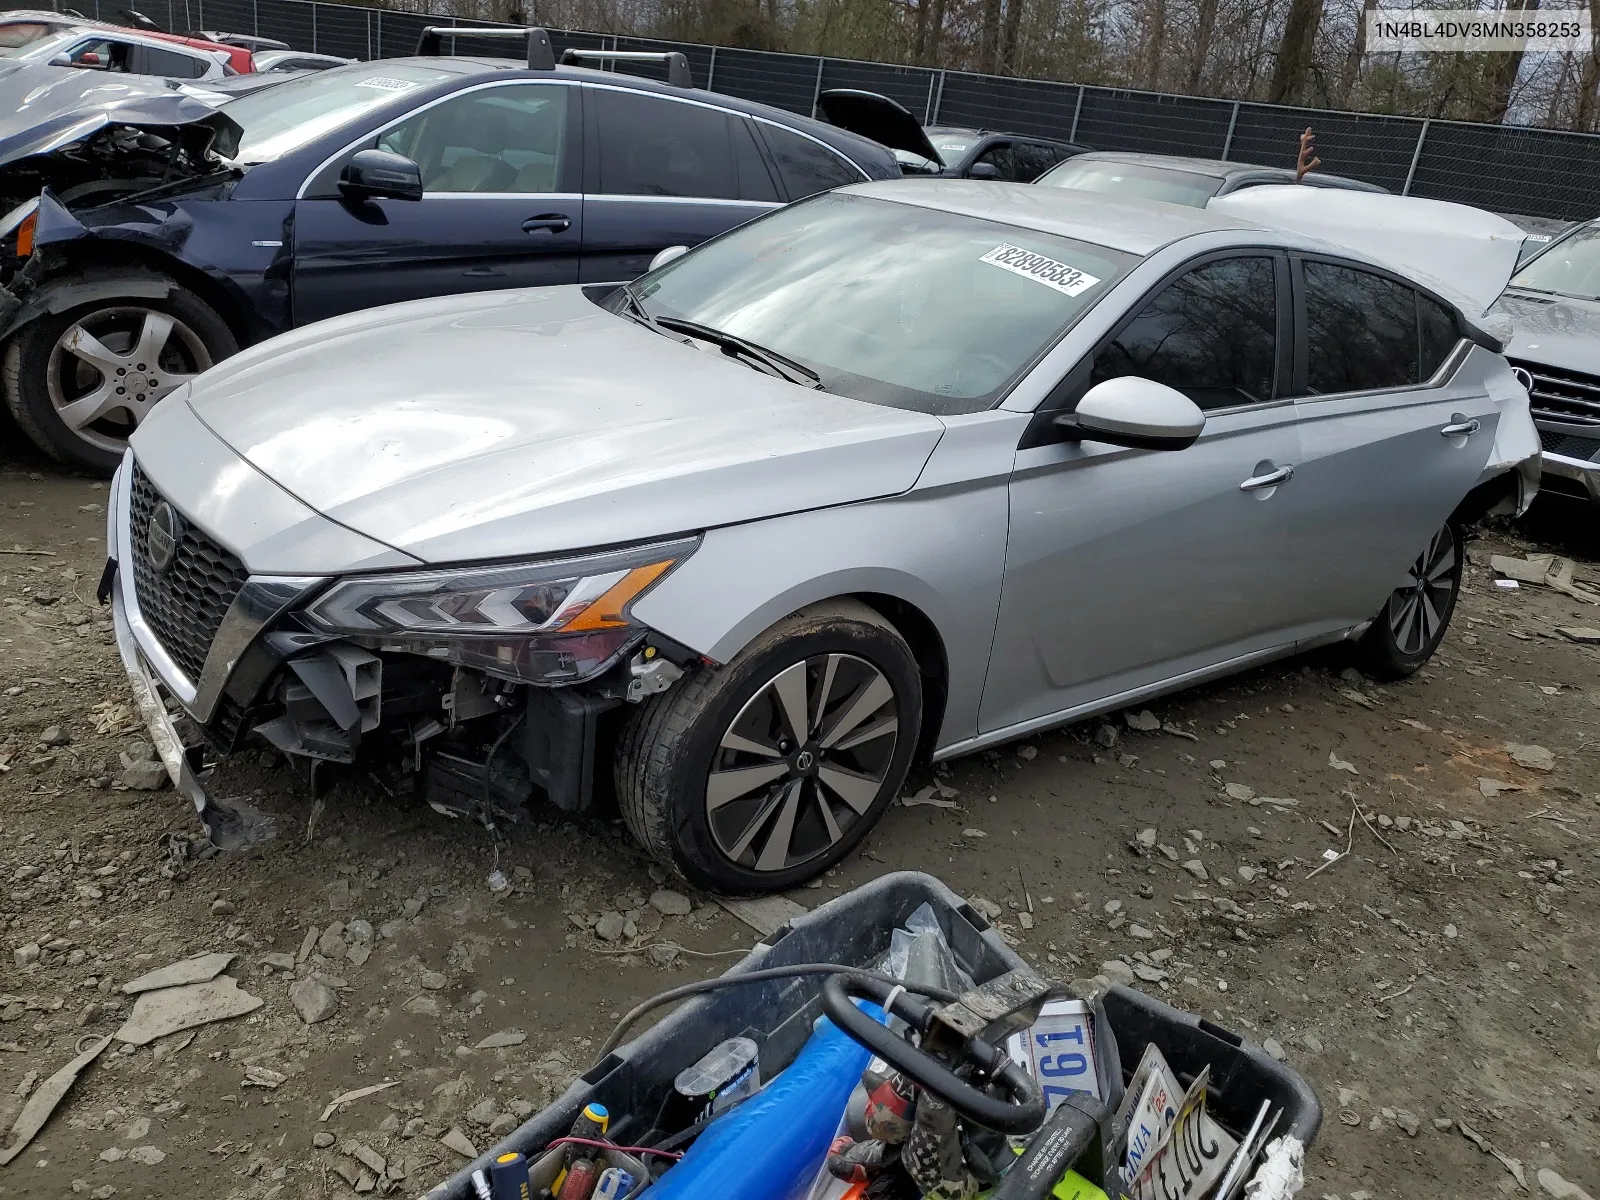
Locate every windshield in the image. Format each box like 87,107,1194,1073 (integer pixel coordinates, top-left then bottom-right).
1037,159,1222,208
1510,222,1600,300
223,63,455,163
633,192,1134,415
927,130,978,165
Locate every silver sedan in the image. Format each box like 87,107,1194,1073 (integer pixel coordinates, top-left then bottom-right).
107,182,1538,892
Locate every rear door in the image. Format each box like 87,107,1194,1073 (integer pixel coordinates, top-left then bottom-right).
292,80,583,325
579,86,781,283
1284,257,1500,633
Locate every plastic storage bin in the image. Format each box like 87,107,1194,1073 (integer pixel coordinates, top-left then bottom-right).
426,871,1320,1199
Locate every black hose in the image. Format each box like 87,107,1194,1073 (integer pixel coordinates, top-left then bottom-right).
592,964,959,1066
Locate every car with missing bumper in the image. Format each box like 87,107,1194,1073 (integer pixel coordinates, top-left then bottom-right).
108,181,1537,892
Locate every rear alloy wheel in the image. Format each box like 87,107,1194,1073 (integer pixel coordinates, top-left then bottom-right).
1356,522,1463,680
3,286,236,475
616,601,922,893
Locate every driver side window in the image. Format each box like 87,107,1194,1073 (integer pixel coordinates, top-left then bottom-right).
376,84,571,195
1091,256,1280,411
971,142,1018,180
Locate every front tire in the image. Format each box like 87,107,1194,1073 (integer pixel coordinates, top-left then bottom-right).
3,281,237,475
616,601,922,893
1355,522,1463,680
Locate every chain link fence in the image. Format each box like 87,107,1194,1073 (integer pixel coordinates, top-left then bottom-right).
13,0,1600,220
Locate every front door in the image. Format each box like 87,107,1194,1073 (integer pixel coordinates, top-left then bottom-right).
292,81,583,326
578,85,780,283
1286,258,1505,633
980,253,1309,734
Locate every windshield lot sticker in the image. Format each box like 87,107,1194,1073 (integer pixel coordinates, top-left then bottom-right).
354,76,419,91
980,244,1100,296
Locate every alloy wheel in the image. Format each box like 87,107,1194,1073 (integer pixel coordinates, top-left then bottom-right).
46,306,213,455
1387,525,1457,656
705,652,900,874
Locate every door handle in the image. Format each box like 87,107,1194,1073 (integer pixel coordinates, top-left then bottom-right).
1440,418,1480,437
522,213,571,233
1239,464,1294,491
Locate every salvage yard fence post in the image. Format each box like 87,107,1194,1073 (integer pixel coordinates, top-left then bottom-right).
16,0,1600,220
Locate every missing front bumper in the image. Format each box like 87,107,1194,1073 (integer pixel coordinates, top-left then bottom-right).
111,575,277,849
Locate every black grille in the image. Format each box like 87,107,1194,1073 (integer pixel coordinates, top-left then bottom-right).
1510,358,1600,434
1538,429,1600,461
129,465,249,684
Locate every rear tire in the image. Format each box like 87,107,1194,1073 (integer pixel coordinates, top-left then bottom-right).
3,280,236,476
1355,522,1463,680
615,601,921,894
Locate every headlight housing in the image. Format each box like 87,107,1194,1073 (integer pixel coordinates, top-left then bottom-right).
301,537,698,685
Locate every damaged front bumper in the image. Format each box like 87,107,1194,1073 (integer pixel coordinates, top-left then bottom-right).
106,452,675,847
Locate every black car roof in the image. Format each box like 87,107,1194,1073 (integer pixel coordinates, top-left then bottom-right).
381,54,897,166
926,124,1084,147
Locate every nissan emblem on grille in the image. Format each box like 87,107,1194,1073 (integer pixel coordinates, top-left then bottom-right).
147,501,184,574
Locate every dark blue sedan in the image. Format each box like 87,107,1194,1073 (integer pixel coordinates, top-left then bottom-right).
0,35,898,472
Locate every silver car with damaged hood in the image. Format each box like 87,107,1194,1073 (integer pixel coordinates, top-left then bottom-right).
107,182,1538,892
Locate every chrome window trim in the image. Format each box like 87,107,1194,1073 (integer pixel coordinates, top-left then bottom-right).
584,194,780,209
415,190,582,201
295,76,581,201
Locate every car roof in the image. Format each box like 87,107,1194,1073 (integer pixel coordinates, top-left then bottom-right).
0,9,76,21
843,178,1264,255
379,55,896,163
1067,151,1289,179
927,125,1080,145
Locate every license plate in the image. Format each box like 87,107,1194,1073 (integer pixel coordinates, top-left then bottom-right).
1005,998,1101,1112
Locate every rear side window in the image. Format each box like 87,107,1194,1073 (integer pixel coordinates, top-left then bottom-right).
1092,256,1279,411
731,118,779,203
1418,293,1461,379
134,45,211,78
592,89,737,200
1303,261,1419,393
759,124,863,200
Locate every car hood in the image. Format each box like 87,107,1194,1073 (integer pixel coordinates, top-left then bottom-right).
0,86,240,169
176,286,948,565
816,89,940,165
1491,289,1600,375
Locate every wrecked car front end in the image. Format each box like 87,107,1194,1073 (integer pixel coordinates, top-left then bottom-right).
106,406,703,848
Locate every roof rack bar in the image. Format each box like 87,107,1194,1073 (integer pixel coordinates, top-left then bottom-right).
560,47,694,88
415,25,555,71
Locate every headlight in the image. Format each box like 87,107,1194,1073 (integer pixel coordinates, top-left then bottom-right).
301,537,698,685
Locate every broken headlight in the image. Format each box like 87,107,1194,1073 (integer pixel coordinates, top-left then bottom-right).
300,537,698,685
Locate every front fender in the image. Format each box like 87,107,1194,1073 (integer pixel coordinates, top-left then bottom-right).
632,484,1010,752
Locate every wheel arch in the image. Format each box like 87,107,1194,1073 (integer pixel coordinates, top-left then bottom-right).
2,243,254,349
660,572,956,768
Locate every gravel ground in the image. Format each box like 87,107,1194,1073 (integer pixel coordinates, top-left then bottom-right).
0,457,1595,1200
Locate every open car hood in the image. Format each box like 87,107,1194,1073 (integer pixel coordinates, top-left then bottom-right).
1209,186,1525,317
816,89,940,164
0,90,241,172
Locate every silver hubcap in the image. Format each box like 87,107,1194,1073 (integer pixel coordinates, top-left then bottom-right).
46,307,211,454
1388,526,1456,656
706,653,900,874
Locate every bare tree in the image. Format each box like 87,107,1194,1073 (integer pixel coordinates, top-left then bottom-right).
1267,0,1321,103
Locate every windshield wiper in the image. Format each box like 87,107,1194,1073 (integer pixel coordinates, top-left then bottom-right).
655,316,824,389
615,282,663,332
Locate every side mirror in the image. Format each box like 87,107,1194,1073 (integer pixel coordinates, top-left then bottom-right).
966,161,1001,180
648,245,688,272
338,149,423,202
48,54,75,66
1054,377,1205,451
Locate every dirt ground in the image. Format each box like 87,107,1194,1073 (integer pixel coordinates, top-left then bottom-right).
0,444,1595,1200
